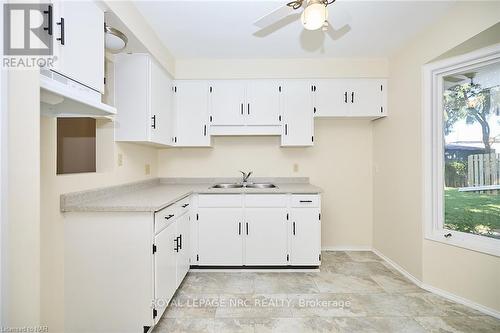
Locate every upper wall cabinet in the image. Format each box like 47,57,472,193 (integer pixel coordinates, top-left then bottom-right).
313,79,387,118
173,81,211,147
114,54,174,146
50,1,105,93
281,80,314,147
208,80,282,135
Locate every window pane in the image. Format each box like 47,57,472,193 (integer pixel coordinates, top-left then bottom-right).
57,117,96,174
443,61,500,239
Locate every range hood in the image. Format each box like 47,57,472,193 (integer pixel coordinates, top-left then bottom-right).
40,69,116,118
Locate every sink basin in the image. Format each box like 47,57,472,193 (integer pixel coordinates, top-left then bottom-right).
210,183,277,189
245,183,278,189
210,183,244,189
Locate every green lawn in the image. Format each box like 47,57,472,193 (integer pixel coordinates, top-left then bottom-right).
445,188,500,239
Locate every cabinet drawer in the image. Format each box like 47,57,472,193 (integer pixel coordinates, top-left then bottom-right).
290,195,320,208
155,206,179,234
245,194,287,207
175,196,191,215
198,194,243,207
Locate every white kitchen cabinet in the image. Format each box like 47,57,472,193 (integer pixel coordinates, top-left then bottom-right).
209,80,246,125
114,54,174,146
244,80,282,125
281,80,314,147
244,208,288,265
51,1,105,93
289,202,321,266
154,221,178,323
176,213,190,284
173,80,211,147
313,79,387,118
197,208,243,265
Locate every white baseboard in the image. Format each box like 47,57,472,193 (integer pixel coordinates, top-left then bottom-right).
371,248,423,287
372,248,500,319
322,246,372,251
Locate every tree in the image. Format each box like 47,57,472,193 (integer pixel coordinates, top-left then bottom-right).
443,81,494,153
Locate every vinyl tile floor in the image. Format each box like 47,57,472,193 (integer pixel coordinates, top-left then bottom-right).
153,251,500,333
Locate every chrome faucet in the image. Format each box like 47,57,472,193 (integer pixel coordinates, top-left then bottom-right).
239,170,253,184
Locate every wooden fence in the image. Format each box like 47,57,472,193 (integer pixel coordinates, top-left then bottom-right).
463,153,500,192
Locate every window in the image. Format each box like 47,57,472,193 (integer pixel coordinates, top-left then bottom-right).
57,117,96,174
423,45,500,256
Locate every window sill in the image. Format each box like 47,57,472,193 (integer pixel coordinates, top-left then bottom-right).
425,229,500,257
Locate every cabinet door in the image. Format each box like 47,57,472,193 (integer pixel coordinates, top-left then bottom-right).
150,60,174,145
290,208,321,266
198,208,243,265
281,80,314,147
54,1,104,92
313,79,349,117
244,208,287,265
154,223,177,322
174,81,210,147
209,81,246,125
114,54,149,142
349,79,385,116
176,213,190,284
246,80,281,125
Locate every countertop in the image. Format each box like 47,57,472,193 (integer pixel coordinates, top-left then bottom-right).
60,177,322,213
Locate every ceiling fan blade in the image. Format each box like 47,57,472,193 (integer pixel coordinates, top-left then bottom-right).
253,5,296,29
253,13,301,37
328,6,352,30
325,22,351,41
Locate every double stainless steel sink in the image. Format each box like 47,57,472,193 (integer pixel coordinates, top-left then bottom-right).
211,183,277,189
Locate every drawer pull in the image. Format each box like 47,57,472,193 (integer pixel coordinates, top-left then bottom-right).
299,200,313,203
293,222,296,235
179,234,182,249
165,214,174,220
174,237,179,252
181,203,189,208
238,222,241,235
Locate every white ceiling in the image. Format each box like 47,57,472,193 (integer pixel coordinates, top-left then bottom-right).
134,0,454,59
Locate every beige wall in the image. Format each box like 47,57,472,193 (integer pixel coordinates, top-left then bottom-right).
4,70,41,326
373,1,500,310
160,57,388,249
40,117,158,332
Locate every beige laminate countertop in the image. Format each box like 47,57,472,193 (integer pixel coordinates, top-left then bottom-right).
60,178,322,213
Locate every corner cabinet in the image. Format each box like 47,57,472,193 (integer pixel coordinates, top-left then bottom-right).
281,80,315,147
172,81,211,147
114,54,174,146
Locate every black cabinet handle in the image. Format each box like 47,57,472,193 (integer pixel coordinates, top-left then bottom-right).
238,222,241,235
43,5,53,35
246,222,249,235
285,124,288,135
344,92,348,103
181,203,189,208
174,237,179,252
241,103,243,115
203,124,207,136
247,103,250,115
164,214,174,220
56,17,65,45
179,234,182,250
293,222,296,235
351,92,354,103
300,200,312,203
151,115,156,129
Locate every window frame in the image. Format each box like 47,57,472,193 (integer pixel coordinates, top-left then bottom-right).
422,43,500,257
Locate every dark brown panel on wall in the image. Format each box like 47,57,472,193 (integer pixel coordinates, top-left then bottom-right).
57,117,96,174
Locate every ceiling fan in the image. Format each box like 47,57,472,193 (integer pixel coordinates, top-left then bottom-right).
254,0,348,35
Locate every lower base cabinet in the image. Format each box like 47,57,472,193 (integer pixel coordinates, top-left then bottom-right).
197,208,243,265
194,194,321,267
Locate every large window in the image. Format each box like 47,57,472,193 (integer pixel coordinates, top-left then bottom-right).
423,45,500,256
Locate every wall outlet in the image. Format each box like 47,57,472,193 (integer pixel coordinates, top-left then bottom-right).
145,163,151,175
117,153,123,167
293,163,299,173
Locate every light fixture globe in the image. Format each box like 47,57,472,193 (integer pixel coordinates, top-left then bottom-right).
301,1,328,30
